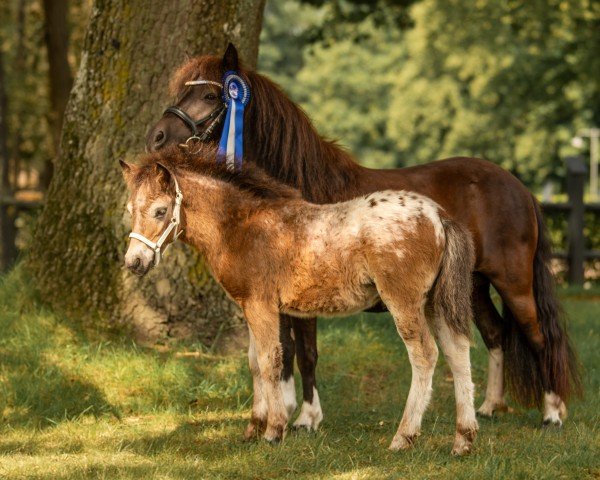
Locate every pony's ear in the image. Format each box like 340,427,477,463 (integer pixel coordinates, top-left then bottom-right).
120,160,134,185
223,43,239,71
155,162,173,189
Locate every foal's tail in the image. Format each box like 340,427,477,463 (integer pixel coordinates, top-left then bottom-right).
433,219,476,338
503,197,582,407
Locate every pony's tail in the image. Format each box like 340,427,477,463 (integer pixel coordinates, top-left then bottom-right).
503,197,582,407
434,219,475,338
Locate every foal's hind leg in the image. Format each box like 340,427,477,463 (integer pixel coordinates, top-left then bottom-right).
431,314,478,455
386,302,438,451
472,274,509,417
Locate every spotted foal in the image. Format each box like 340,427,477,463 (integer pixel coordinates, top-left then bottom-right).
121,147,479,455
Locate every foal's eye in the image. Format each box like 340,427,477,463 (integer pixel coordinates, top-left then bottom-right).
204,92,217,101
155,207,167,218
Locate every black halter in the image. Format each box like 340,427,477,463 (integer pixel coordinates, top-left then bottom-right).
164,104,226,146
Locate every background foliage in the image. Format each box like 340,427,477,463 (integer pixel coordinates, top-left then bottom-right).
260,0,599,186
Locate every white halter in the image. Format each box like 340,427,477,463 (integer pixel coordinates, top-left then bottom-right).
128,173,183,266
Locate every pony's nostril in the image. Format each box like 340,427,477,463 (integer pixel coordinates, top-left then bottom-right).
155,131,165,145
133,258,141,269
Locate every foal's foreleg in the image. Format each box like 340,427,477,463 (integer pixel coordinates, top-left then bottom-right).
389,306,439,451
433,318,478,455
244,303,289,443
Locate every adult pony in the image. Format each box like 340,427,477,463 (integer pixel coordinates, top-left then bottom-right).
145,45,581,428
121,145,478,454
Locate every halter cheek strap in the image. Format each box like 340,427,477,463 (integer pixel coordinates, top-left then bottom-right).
128,174,184,267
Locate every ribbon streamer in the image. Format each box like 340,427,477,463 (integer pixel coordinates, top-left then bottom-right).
218,72,250,170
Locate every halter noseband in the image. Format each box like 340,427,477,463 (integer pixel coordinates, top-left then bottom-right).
164,80,226,147
128,173,183,267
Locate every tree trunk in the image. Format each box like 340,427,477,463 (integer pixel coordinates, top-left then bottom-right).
27,0,266,343
41,0,74,190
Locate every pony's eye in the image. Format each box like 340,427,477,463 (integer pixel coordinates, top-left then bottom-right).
204,93,217,101
155,207,167,218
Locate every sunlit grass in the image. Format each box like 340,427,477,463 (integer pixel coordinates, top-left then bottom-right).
0,267,598,479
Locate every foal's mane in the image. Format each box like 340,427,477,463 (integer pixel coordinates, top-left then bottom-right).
169,56,362,203
136,145,302,201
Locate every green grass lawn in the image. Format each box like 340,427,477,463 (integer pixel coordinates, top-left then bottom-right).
0,268,598,479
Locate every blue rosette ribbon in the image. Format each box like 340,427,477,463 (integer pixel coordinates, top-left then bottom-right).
218,71,251,170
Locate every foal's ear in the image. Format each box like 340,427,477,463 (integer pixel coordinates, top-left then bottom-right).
120,160,134,184
223,43,239,71
155,162,173,188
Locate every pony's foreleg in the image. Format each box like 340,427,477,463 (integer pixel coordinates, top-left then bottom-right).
244,303,289,443
433,317,478,455
244,329,268,440
279,314,298,418
388,306,438,451
291,317,323,430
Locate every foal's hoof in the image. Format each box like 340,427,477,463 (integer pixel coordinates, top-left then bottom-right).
389,434,418,451
243,420,266,440
265,436,281,445
263,425,285,445
451,441,473,456
451,426,477,456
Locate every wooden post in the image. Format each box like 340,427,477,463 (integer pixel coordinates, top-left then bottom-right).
565,156,586,286
0,49,17,270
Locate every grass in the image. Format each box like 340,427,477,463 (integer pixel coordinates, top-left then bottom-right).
0,268,599,479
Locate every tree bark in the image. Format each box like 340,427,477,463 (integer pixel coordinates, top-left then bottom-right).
28,0,266,343
42,0,74,190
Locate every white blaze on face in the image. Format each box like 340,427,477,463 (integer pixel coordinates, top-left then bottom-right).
125,188,172,270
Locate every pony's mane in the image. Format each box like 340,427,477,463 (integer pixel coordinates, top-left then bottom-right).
135,145,302,201
169,55,363,203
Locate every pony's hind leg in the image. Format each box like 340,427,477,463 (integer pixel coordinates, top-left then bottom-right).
291,317,323,430
431,313,478,455
472,274,509,417
387,302,439,451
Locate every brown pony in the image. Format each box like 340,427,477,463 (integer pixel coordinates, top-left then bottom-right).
121,145,478,455
146,45,581,428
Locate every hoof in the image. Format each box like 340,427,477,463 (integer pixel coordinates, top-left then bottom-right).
451,442,473,456
389,433,418,451
477,401,510,418
266,436,281,445
243,419,266,440
264,424,286,444
292,397,323,432
452,425,478,456
542,418,563,428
